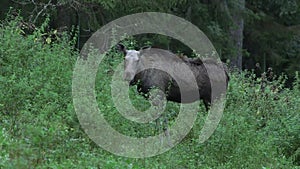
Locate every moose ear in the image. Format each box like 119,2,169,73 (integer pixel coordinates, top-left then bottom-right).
139,46,151,56
140,46,151,51
116,44,126,55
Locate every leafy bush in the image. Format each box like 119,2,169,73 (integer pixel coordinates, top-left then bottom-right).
0,14,79,168
0,14,299,168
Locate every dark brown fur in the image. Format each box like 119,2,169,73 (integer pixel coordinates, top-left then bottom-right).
125,48,230,110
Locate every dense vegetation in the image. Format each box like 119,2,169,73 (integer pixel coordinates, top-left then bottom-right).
0,16,299,168
1,0,299,77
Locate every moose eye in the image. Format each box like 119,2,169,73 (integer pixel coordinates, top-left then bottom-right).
132,56,139,61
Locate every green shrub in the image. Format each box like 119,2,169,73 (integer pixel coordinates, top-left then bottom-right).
0,14,299,168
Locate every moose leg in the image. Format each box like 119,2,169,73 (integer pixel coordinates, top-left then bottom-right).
149,88,166,132
155,114,173,147
148,88,172,146
149,88,166,112
163,117,172,147
203,99,210,111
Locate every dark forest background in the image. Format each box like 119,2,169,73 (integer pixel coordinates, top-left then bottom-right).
0,1,299,168
1,0,299,78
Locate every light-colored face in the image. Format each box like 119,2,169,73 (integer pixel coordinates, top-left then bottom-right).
124,50,140,81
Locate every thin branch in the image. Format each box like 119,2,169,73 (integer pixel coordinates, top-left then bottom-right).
32,0,52,24
10,0,32,5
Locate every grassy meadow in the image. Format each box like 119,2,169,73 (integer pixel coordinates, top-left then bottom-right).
0,16,299,169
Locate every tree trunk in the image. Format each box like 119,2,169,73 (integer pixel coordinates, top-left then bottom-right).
214,0,245,70
229,0,245,70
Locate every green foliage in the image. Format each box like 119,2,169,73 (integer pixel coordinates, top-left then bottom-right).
245,0,300,78
0,15,78,168
0,15,299,168
2,0,299,77
248,0,300,25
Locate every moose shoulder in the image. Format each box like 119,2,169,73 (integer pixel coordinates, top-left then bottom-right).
117,44,229,110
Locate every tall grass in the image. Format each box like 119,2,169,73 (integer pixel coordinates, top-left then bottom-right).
0,15,299,168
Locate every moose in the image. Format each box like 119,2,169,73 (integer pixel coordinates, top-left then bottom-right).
117,44,230,110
